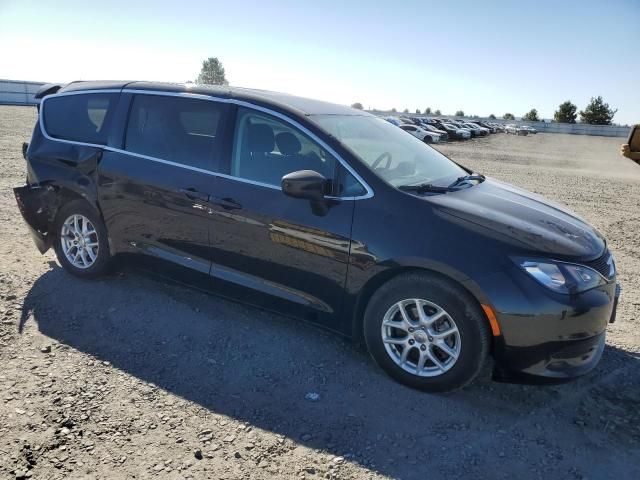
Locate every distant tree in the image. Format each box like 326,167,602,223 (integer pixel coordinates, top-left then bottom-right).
579,96,617,125
522,109,540,122
196,57,228,85
553,101,577,123
455,110,465,117
416,108,421,114
425,107,432,114
351,102,363,110
434,109,441,115
503,113,515,120
488,114,496,119
403,108,409,113
391,108,397,113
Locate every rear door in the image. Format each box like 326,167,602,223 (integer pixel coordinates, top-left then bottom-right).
98,93,230,277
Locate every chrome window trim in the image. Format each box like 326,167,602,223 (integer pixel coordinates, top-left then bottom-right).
38,88,374,201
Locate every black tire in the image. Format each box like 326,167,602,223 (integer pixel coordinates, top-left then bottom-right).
364,272,490,393
53,200,111,279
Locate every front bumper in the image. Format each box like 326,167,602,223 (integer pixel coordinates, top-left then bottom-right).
493,330,606,383
472,265,619,382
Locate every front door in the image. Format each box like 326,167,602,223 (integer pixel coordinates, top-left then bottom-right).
207,107,364,330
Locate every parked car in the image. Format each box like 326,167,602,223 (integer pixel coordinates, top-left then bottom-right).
421,123,450,141
455,123,479,137
399,124,441,143
15,81,619,392
462,123,489,136
505,124,529,135
384,116,402,126
405,117,423,126
433,120,471,140
475,121,497,133
521,125,538,134
410,118,450,141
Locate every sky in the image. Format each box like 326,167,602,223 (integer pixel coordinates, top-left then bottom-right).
1,0,638,124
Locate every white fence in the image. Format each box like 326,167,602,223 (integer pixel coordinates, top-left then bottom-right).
506,120,630,137
0,79,46,106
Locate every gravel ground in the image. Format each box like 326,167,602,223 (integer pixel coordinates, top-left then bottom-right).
1,105,639,480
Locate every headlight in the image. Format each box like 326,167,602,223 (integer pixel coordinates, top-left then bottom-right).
512,257,607,294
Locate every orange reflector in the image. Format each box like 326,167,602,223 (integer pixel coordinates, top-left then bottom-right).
481,304,501,336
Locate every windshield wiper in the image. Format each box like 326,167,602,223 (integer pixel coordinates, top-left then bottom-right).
448,174,485,189
399,174,485,194
398,183,453,194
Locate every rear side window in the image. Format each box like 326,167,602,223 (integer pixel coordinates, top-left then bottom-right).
43,93,118,145
125,95,227,170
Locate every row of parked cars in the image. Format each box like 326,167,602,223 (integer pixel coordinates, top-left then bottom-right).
383,116,537,142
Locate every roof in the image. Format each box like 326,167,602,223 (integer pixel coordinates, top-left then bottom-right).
57,80,369,117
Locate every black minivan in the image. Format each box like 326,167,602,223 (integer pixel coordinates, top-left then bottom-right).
14,81,620,392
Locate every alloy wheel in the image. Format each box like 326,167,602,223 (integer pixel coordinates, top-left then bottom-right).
381,298,461,377
60,214,99,269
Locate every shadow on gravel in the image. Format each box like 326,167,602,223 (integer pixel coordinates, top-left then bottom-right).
18,263,640,479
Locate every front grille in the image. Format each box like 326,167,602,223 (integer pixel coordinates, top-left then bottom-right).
584,250,615,279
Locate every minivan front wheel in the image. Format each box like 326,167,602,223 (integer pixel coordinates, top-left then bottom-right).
53,200,111,278
364,272,490,392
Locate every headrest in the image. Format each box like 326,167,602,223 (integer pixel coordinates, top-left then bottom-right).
247,123,274,153
275,132,302,155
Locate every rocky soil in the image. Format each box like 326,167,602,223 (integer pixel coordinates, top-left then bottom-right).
1,105,639,479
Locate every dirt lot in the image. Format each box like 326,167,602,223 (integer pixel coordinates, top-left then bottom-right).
1,105,639,480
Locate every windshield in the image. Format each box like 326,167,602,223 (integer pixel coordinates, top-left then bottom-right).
311,115,466,187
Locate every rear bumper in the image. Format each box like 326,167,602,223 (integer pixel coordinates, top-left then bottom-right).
13,185,54,253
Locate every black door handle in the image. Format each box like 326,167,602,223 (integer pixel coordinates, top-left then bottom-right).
211,196,242,210
180,188,209,202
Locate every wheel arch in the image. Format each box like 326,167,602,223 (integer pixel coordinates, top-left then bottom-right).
41,181,99,223
28,180,109,254
351,264,495,351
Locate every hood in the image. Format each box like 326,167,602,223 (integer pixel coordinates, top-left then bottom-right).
427,178,605,259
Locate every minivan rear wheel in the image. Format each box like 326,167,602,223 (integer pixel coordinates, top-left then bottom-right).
53,200,111,279
364,272,490,392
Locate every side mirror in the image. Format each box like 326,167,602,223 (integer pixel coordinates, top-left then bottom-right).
629,124,640,153
281,170,327,201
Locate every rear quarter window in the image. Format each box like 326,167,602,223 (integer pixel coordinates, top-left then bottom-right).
42,93,119,145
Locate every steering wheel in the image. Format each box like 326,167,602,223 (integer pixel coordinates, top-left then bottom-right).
372,152,392,171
